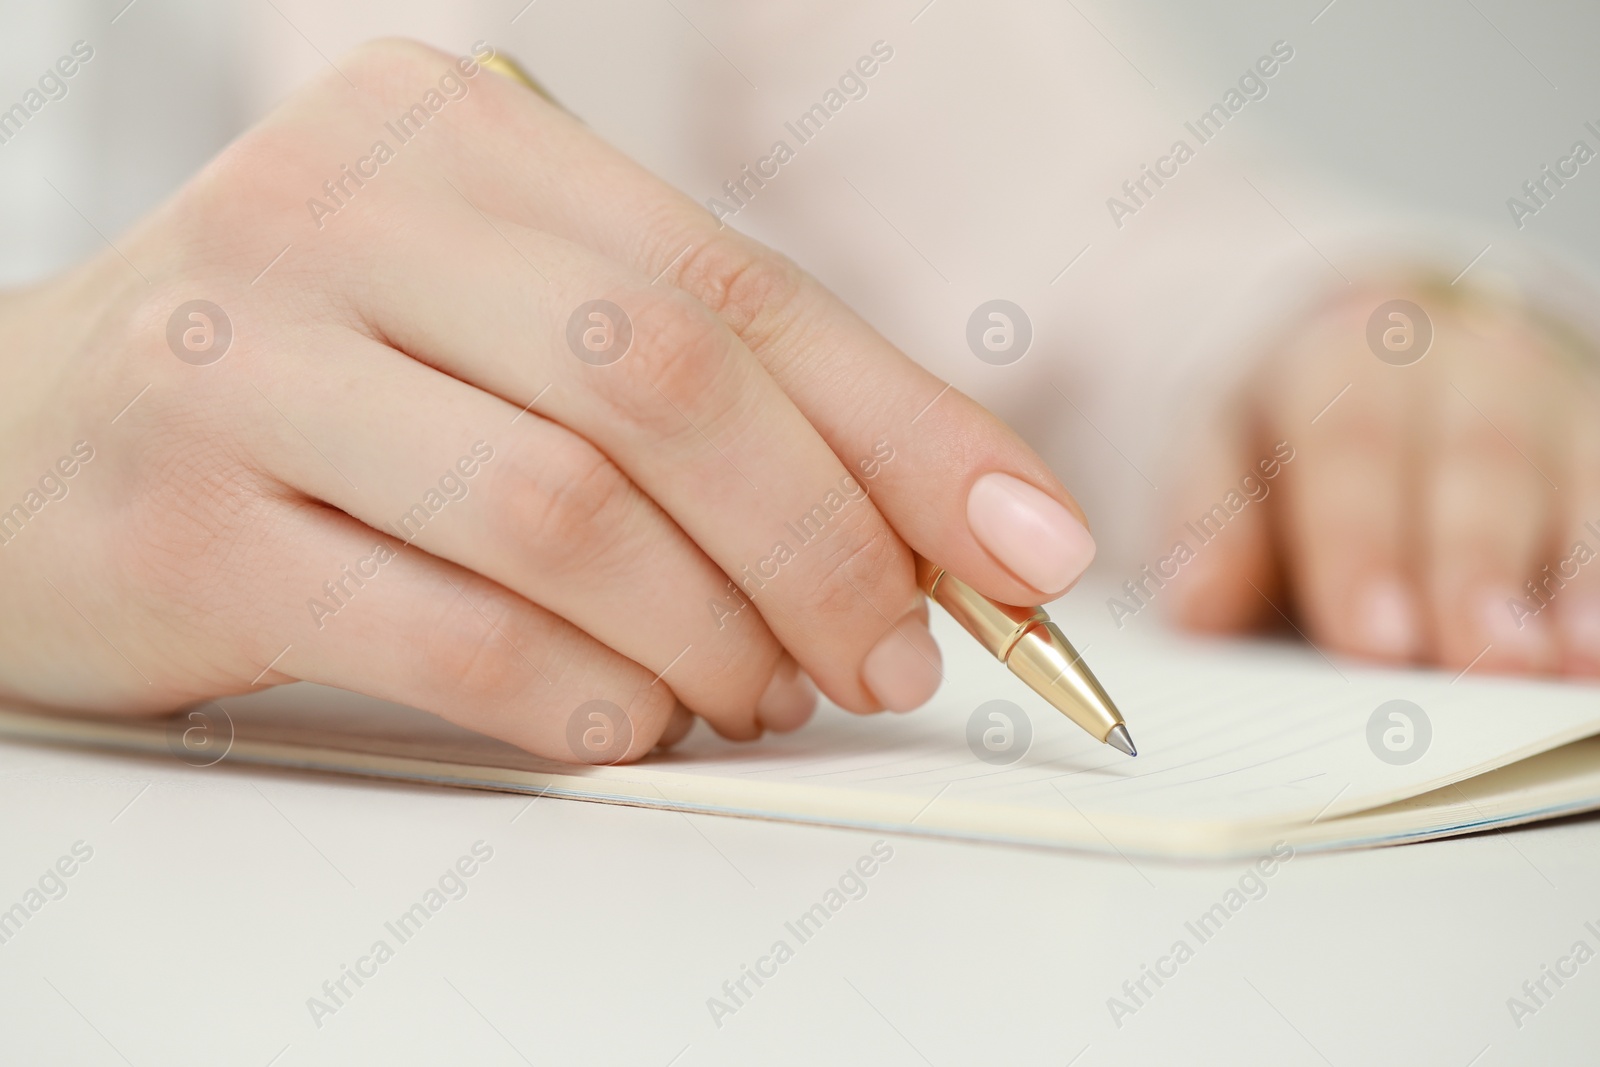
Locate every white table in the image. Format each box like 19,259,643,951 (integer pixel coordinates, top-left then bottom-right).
2,733,1596,1066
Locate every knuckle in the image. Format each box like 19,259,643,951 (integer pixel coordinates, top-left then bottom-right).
200,42,444,211
674,233,808,343
421,582,545,708
496,433,637,576
610,290,739,431
799,508,908,623
1440,406,1536,472
339,38,454,91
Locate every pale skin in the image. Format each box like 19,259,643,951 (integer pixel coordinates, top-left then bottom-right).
1167,284,1600,679
0,42,1593,767
0,40,1092,762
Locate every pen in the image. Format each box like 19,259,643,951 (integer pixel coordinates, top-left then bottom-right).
915,558,1136,757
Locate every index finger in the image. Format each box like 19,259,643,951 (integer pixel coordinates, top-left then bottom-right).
450,52,1098,606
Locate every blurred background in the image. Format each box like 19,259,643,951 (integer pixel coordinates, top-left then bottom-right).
3,0,1598,564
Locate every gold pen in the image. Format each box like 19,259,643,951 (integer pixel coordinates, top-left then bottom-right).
916,558,1136,757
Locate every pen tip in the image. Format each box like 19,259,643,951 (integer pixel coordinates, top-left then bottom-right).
1106,724,1137,758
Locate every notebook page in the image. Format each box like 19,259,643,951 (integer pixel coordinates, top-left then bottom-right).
642,584,1600,834
2,580,1596,857
1289,735,1600,850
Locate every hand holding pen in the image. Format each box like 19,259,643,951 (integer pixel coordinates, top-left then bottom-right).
0,41,1101,763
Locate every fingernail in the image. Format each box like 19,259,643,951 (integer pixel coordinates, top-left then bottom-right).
1355,578,1421,658
757,654,817,732
967,472,1095,596
1560,597,1600,670
862,613,942,712
1478,589,1555,667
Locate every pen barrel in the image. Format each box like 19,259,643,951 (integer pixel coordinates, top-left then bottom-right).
1006,621,1123,740
916,558,1124,743
916,561,1044,660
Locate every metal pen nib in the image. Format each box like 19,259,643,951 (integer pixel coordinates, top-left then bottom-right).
915,558,1136,757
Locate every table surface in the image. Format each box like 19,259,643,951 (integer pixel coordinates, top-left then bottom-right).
1,731,1596,1067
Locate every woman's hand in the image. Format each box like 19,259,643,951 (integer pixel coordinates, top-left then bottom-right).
1165,279,1600,679
0,40,1095,763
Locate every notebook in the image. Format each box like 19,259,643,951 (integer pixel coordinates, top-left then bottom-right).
3,580,1598,860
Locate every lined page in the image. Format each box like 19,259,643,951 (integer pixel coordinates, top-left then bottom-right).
645,586,1600,833
3,581,1598,857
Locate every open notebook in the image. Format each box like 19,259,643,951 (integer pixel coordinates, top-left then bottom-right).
3,581,1598,860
